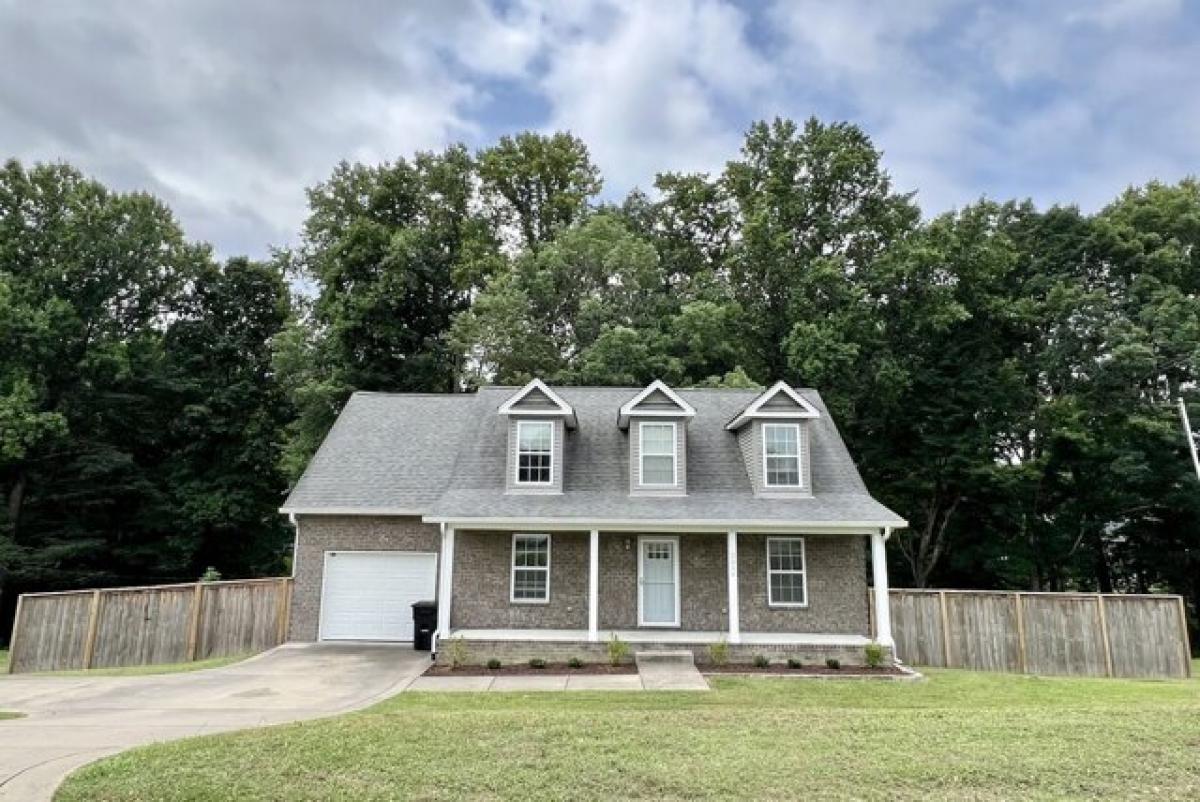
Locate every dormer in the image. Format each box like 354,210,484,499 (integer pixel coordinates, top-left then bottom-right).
618,380,695,496
499,379,575,494
726,381,819,497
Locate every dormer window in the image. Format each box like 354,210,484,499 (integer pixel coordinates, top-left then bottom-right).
639,421,677,486
516,420,553,485
763,423,801,487
500,379,574,495
727,381,818,496
620,381,694,496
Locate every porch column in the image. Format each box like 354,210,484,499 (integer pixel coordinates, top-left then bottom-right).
437,524,455,637
727,530,740,643
588,529,599,641
871,528,893,646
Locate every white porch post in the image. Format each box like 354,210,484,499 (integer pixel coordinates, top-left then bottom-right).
871,528,893,647
588,529,599,642
726,529,740,643
437,524,455,637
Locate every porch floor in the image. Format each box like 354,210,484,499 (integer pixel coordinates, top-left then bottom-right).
449,629,871,646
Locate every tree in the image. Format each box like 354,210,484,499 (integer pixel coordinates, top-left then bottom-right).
723,118,919,385
477,132,602,251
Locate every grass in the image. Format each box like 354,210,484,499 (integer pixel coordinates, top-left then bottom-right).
38,653,250,678
58,668,1200,801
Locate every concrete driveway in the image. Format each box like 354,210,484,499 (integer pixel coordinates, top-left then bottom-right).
0,642,430,801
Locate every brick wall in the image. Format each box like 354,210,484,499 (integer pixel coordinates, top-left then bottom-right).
451,530,589,628
737,533,868,634
289,515,441,641
436,638,889,667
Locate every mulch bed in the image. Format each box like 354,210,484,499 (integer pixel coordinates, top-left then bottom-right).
702,664,908,677
426,663,638,677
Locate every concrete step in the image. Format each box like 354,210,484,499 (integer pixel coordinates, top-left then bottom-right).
634,650,695,666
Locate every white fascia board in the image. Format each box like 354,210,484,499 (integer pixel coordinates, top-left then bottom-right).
421,515,906,533
497,378,577,428
279,506,428,516
725,380,820,430
618,379,697,428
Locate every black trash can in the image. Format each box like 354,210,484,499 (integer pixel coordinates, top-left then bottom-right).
412,600,437,651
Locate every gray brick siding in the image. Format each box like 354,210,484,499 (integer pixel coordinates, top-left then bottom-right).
436,639,889,667
288,514,441,641
451,530,588,629
738,533,868,634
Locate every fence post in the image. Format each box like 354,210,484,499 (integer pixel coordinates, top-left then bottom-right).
1096,595,1114,677
1177,596,1192,678
81,589,103,669
938,591,952,667
1013,592,1028,674
185,582,205,662
7,594,25,674
275,578,292,644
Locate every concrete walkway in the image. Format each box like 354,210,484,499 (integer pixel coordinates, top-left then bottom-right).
408,658,711,692
0,643,430,802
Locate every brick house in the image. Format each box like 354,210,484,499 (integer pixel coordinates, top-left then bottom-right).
281,380,906,665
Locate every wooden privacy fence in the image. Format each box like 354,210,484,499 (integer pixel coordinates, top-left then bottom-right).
888,589,1192,679
8,577,292,674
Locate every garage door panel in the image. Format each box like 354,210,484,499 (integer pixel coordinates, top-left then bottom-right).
320,551,437,641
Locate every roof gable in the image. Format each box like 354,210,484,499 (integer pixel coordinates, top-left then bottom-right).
725,381,820,430
498,379,578,428
617,380,696,428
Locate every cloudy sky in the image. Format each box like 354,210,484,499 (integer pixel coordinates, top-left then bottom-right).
3,0,1198,258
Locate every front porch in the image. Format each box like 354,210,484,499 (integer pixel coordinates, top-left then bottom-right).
432,524,896,666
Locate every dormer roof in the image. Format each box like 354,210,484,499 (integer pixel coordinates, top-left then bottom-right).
498,379,578,429
725,381,820,431
617,380,696,429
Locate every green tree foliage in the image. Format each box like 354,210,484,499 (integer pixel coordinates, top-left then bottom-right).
0,160,289,600
3,119,1198,640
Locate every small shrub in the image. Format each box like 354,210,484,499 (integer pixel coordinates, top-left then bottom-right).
786,657,803,669
607,634,630,666
486,658,502,670
864,642,885,669
825,657,841,670
199,566,222,583
708,640,730,666
567,656,584,669
445,637,470,669
752,654,770,669
529,657,547,669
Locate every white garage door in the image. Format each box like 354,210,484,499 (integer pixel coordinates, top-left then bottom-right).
319,550,438,641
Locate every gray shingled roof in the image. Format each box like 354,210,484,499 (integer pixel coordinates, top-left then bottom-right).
281,385,906,527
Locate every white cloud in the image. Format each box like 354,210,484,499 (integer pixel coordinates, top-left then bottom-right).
532,0,776,190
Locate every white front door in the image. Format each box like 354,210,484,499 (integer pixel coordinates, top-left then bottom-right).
319,551,438,641
638,536,680,627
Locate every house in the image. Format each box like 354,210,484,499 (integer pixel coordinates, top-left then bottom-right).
279,379,906,665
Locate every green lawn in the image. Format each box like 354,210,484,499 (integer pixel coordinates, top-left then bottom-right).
38,653,249,678
58,668,1200,801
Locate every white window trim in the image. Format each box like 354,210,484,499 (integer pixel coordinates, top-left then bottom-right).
766,536,808,608
638,420,677,487
514,420,555,486
510,533,551,604
762,422,803,489
637,535,681,627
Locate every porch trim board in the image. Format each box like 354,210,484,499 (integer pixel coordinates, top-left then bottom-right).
449,628,873,646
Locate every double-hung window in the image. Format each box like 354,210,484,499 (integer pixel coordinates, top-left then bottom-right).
762,423,801,488
766,537,807,606
639,421,676,486
515,420,553,485
511,534,550,602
